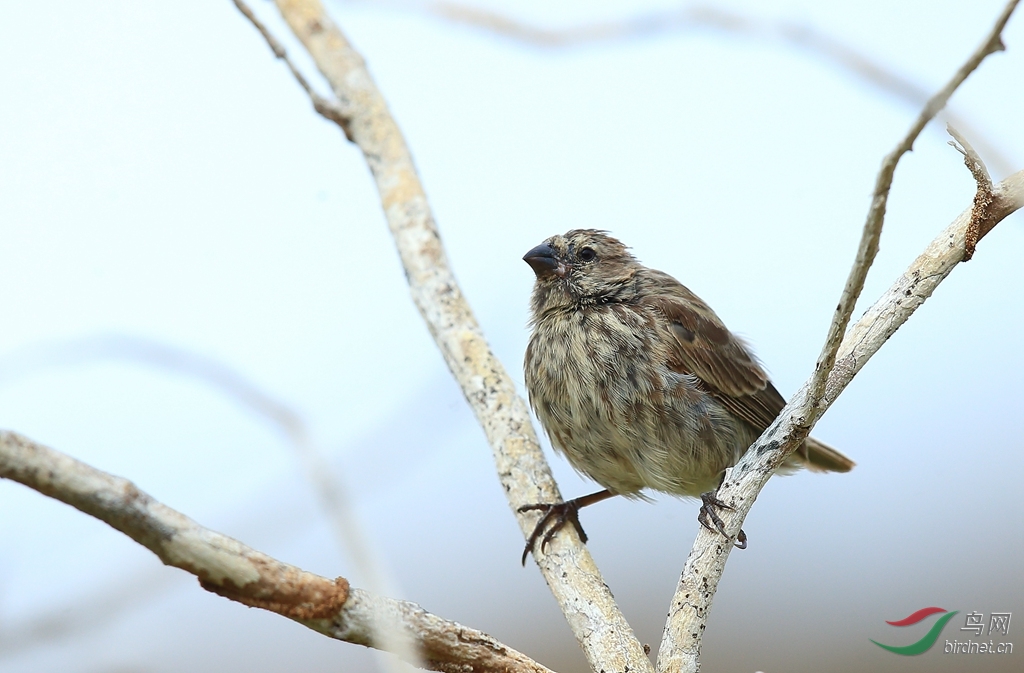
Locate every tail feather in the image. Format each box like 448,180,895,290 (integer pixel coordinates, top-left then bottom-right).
796,437,855,473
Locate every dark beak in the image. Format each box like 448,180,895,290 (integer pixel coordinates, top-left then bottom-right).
523,243,566,278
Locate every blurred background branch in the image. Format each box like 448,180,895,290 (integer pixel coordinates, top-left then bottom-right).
349,0,1017,177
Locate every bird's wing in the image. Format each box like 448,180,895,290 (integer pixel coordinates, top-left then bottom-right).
636,270,785,431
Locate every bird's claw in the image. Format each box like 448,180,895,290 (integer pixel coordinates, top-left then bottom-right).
518,501,587,565
698,492,747,549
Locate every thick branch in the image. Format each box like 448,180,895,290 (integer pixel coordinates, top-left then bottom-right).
0,334,410,656
0,430,555,673
658,164,1024,673
232,1,653,671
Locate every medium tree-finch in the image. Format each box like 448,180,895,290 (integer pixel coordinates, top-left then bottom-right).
520,229,853,563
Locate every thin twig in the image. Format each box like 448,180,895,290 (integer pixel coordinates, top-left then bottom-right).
948,125,993,189
0,431,556,673
948,124,996,260
232,0,353,140
803,0,1018,421
236,1,655,671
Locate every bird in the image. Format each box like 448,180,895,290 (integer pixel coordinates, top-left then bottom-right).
519,229,854,564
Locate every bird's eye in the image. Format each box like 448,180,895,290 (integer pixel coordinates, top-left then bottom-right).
578,247,597,262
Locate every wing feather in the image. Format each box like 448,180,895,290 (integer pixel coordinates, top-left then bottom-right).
636,270,784,431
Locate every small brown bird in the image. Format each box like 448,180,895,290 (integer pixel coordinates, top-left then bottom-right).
520,229,853,563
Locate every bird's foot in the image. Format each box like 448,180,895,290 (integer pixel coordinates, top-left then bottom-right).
517,501,587,565
698,492,747,549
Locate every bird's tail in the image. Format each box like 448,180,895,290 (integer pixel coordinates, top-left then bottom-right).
790,437,855,473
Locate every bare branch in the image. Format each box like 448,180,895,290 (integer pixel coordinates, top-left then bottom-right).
803,0,1018,422
657,2,1021,666
230,0,655,670
948,124,997,260
232,0,353,139
0,430,555,673
658,163,1024,672
0,334,411,661
948,124,993,188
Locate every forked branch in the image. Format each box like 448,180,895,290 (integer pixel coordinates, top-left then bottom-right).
658,165,1023,673
659,1,1020,668
804,0,1019,419
238,0,654,671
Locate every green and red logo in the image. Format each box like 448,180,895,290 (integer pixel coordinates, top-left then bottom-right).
872,607,959,655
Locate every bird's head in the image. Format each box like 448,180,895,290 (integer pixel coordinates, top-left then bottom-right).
524,229,639,317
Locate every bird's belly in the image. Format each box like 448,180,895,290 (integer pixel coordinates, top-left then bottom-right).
526,313,753,498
